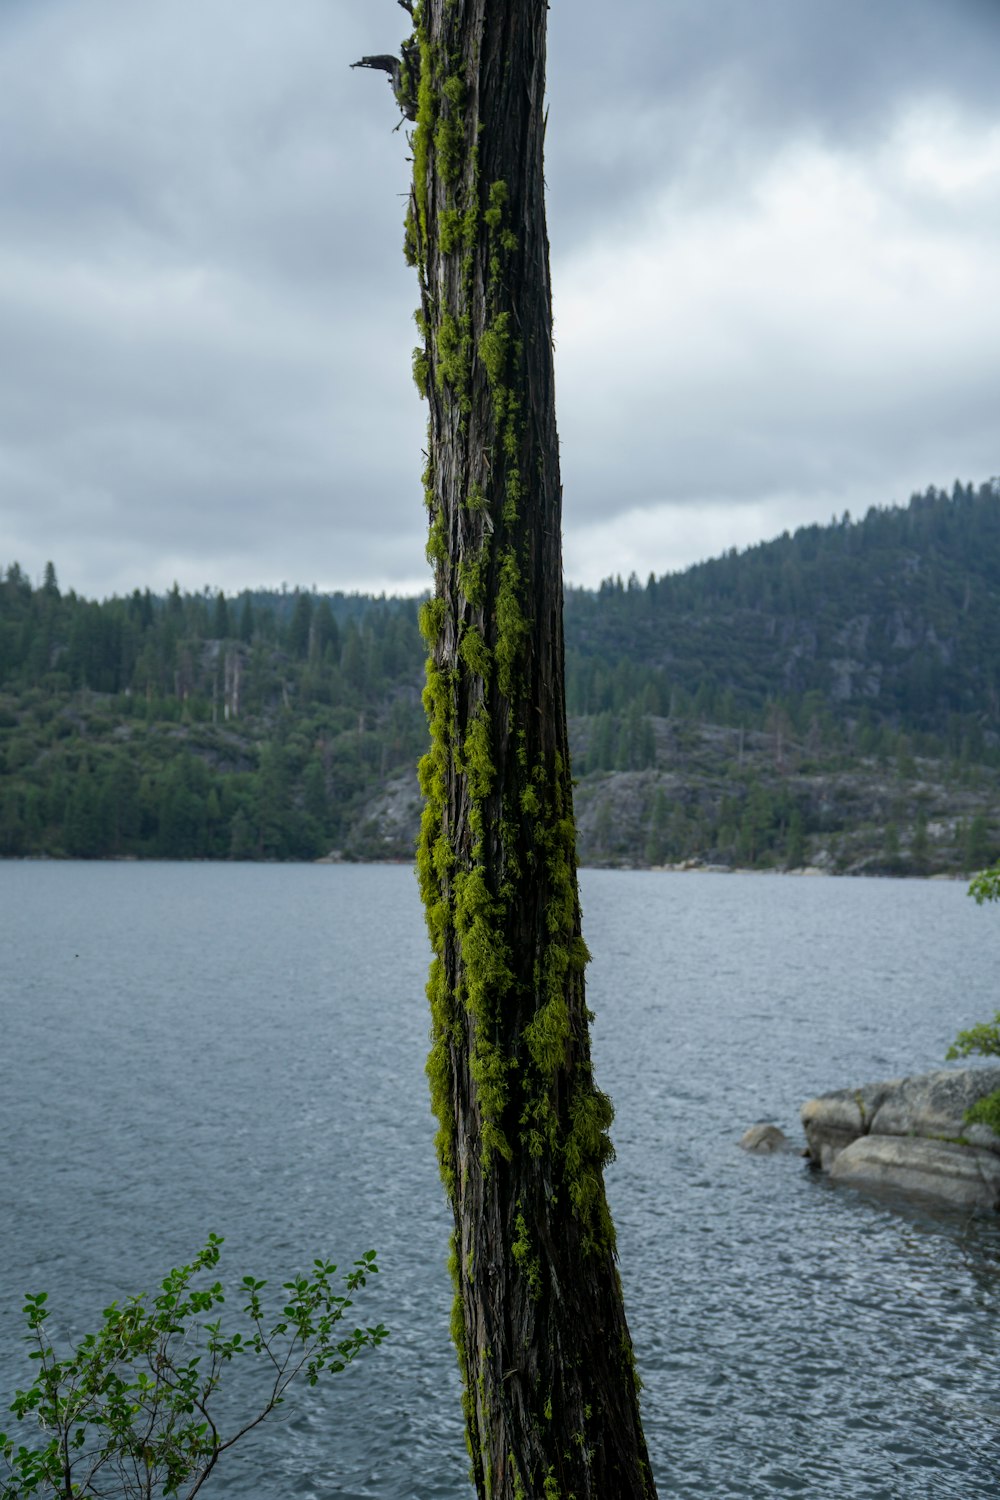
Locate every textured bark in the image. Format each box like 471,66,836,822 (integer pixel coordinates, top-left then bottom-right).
359,4,657,1495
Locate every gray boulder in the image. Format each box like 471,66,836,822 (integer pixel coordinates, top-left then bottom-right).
801,1066,1000,1209
830,1136,1000,1211
800,1080,897,1169
740,1123,791,1154
869,1068,1000,1143
802,1067,1000,1168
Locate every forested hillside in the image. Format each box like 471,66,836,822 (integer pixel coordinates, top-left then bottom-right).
2,478,999,871
0,575,425,860
565,477,1000,755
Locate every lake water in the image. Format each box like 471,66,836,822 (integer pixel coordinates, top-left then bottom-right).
1,863,999,1498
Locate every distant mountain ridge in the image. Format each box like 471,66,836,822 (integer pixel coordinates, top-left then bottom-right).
1,478,998,870
565,476,1000,743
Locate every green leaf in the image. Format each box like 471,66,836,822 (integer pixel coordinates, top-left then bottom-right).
1,1238,387,1498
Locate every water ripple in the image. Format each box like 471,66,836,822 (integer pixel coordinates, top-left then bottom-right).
2,864,999,1497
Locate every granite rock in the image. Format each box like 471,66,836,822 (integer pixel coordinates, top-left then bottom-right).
829,1136,1000,1211
801,1066,1000,1209
801,1067,1000,1169
740,1123,791,1153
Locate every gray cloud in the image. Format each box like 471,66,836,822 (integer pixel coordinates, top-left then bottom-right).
547,0,1000,242
0,0,997,600
0,0,427,596
547,0,1000,574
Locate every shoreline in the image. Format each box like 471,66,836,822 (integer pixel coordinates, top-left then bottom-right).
0,852,972,880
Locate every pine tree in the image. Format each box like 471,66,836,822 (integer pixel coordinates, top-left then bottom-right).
212,591,231,640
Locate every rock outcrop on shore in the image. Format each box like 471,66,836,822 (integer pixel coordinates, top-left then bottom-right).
801,1067,1000,1210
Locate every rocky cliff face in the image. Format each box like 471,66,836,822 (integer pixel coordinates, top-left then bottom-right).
570,736,997,874
345,732,998,873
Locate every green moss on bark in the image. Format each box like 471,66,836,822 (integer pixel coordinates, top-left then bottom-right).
400,12,640,1487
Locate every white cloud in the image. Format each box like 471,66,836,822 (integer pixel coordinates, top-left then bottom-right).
552,100,1000,580
0,1,998,598
896,105,1000,198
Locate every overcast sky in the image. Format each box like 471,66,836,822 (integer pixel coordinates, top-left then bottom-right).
1,0,997,600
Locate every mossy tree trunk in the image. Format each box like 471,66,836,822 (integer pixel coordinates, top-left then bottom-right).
357,4,657,1495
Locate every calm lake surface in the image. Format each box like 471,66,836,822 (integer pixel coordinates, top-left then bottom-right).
2,863,999,1498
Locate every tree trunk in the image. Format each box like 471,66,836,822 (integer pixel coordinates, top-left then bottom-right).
359,4,658,1495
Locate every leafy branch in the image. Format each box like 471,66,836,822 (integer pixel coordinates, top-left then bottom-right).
943,863,1000,1132
968,861,1000,908
0,1236,387,1499
945,861,1000,1063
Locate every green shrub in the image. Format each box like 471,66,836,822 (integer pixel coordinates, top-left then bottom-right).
965,1090,1000,1135
1,1237,386,1500
947,1011,1000,1060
